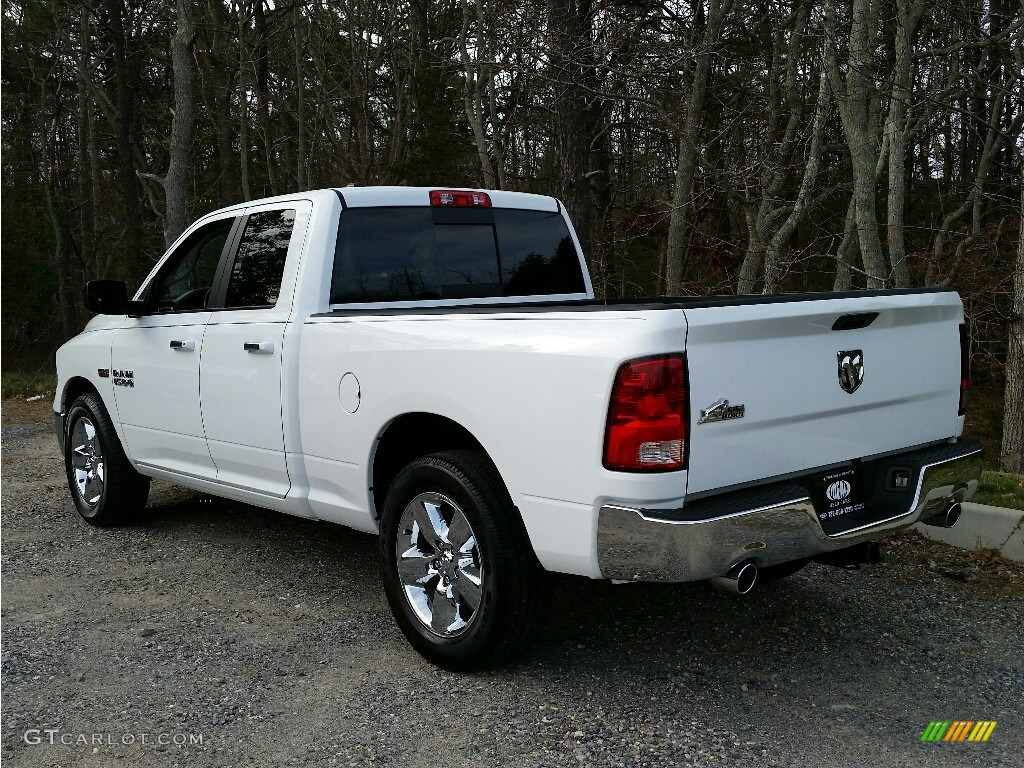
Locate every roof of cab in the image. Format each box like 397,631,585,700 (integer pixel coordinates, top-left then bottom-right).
332,186,560,212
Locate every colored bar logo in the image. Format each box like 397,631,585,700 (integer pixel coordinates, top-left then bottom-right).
921,721,997,742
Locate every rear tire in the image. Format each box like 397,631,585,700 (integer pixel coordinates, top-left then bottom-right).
379,450,548,670
64,392,150,526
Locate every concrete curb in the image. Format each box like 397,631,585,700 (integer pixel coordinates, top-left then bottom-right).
913,502,1024,562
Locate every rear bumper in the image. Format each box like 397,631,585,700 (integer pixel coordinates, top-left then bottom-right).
596,438,983,582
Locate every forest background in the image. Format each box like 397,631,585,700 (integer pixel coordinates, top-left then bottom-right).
2,0,1022,471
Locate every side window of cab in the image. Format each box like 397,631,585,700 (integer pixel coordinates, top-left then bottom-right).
144,218,236,313
222,209,296,309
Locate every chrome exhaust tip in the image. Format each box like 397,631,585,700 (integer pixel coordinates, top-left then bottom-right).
709,561,758,595
921,501,962,529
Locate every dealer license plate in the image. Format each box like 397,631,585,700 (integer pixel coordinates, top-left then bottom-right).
813,466,867,526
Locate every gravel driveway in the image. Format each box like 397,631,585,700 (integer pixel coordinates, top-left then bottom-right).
3,408,1022,768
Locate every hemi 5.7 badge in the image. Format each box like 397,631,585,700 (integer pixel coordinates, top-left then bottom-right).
697,398,745,424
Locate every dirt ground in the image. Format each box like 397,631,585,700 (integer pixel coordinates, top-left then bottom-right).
1,399,53,429
3,401,1023,768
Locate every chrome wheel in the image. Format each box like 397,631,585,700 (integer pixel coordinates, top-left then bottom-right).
395,491,483,637
70,416,105,506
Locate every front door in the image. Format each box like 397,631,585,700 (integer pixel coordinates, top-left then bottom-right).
111,215,238,478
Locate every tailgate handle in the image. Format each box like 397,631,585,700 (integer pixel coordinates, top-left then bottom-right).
832,312,879,331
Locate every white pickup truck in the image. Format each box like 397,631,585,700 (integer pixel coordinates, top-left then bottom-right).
55,186,982,669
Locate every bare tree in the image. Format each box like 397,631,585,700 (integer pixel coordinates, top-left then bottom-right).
238,1,253,200
736,0,827,294
459,0,502,187
664,0,733,295
294,1,307,191
823,0,888,288
3,0,1022,409
547,0,596,254
927,92,1024,284
164,0,197,245
1002,164,1024,473
137,0,196,246
763,71,831,293
884,0,924,288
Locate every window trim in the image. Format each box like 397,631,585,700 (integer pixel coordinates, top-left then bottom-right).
207,214,247,309
327,292,592,313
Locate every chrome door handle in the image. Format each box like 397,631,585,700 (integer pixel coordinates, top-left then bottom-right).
243,341,274,354
169,340,195,351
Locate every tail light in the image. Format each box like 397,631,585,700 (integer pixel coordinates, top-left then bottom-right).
959,323,969,416
603,354,688,472
429,190,491,207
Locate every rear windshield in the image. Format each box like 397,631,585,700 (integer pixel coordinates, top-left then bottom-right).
330,207,586,304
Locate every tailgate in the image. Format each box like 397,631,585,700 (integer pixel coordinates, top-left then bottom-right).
683,290,964,496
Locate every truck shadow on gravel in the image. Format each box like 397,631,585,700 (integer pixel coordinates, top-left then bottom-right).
138,484,902,682
539,572,873,669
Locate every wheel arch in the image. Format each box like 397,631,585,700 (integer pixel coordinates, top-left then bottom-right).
59,378,128,462
371,412,503,521
61,376,100,414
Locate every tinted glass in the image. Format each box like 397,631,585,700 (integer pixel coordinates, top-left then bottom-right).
331,207,585,303
224,209,296,308
152,219,233,312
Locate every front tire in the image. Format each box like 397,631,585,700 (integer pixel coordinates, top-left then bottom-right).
379,450,548,670
64,392,150,526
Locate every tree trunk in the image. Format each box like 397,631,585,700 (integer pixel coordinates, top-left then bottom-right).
41,127,76,339
163,0,196,246
77,5,94,291
927,95,1022,284
848,138,887,287
664,0,732,295
547,0,594,255
217,81,237,205
735,0,811,295
736,236,763,294
763,71,830,293
460,0,497,186
591,118,615,298
106,0,143,272
833,198,858,291
203,0,237,206
885,0,923,289
1001,166,1024,473
238,2,252,201
254,0,276,194
823,0,887,288
294,1,307,190
483,0,507,189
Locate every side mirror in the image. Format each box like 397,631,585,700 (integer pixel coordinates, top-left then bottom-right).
84,280,128,315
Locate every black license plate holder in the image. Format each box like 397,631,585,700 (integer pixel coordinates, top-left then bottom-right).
813,466,867,532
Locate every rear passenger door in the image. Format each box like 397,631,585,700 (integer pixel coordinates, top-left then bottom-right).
200,201,310,498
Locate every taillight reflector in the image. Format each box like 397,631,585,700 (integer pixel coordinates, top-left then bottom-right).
429,190,491,207
959,323,969,416
603,354,688,472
